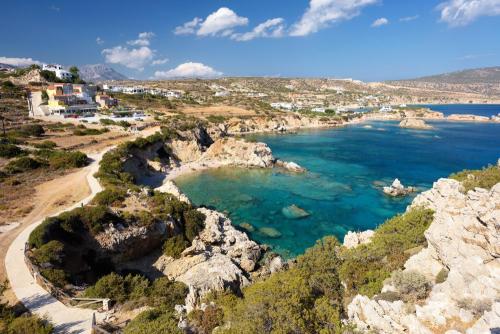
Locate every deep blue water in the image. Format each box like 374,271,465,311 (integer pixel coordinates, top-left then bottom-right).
176,120,500,258
420,104,500,117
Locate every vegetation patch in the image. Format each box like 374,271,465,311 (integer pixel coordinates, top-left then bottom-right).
0,143,25,158
450,165,500,192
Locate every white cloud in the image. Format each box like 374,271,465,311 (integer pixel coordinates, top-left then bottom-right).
290,0,378,36
175,7,248,37
399,15,419,22
152,58,169,65
154,62,223,79
102,46,154,71
0,56,42,67
438,0,500,27
96,37,104,45
127,32,155,46
231,18,286,41
174,17,202,35
371,17,389,27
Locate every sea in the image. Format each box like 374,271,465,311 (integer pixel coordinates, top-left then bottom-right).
176,105,500,258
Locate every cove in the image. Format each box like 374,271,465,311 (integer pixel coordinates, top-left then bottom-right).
176,120,500,258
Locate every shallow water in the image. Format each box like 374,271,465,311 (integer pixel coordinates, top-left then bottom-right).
176,120,500,258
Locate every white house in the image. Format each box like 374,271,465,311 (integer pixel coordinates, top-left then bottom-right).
379,106,393,112
42,64,73,80
123,86,144,94
311,107,326,113
214,91,230,97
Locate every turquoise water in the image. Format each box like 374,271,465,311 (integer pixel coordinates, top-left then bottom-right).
176,120,500,258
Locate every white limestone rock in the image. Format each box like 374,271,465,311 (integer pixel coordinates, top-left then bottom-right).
343,230,375,249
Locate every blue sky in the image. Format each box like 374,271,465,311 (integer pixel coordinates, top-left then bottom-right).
1,0,499,81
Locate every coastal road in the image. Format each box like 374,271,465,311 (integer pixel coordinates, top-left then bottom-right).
5,150,107,334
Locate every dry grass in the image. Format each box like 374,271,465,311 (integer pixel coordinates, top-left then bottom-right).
180,105,257,117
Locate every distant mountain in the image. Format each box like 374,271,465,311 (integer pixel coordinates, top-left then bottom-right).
0,63,17,70
79,64,128,82
404,66,500,84
386,66,500,96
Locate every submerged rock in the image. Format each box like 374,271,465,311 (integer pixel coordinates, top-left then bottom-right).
239,222,255,232
282,204,310,219
258,227,282,238
275,160,306,173
383,179,416,197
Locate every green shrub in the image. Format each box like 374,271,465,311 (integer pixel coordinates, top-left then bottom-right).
149,278,188,309
374,291,402,302
184,209,205,242
29,218,59,249
20,124,45,137
435,268,449,284
99,119,116,126
32,240,64,265
47,151,88,169
5,157,43,174
40,269,68,288
450,165,500,192
390,270,430,301
6,315,53,334
0,144,24,158
163,235,189,259
457,297,493,316
92,188,126,206
84,273,150,304
73,128,108,136
33,141,57,149
124,308,182,334
339,207,434,298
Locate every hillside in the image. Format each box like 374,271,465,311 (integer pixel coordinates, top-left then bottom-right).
386,66,500,96
79,64,127,82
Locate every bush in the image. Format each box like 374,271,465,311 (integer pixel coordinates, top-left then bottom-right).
33,141,57,149
84,273,150,304
184,209,205,242
390,270,430,301
124,308,182,334
450,165,500,192
40,269,68,288
188,305,224,334
457,297,492,316
47,151,88,169
435,268,449,284
6,316,53,334
92,188,126,206
374,291,402,302
0,144,24,158
4,157,43,174
149,278,188,309
73,128,108,136
20,124,45,137
32,240,64,265
339,207,434,298
163,235,189,259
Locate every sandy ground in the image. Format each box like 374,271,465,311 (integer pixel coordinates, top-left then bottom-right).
181,105,257,117
0,125,161,303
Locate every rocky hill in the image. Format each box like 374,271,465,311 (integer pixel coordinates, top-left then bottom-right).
79,64,127,82
387,66,500,96
348,177,500,333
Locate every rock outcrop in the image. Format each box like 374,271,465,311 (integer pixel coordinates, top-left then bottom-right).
348,179,500,334
202,137,275,168
383,179,416,197
343,230,374,249
447,114,491,122
95,221,171,262
399,118,434,130
154,208,265,312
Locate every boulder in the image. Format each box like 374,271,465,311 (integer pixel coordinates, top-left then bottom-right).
383,178,416,197
258,227,282,238
399,118,433,130
343,230,374,249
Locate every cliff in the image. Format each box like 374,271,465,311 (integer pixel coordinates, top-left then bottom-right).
348,178,500,333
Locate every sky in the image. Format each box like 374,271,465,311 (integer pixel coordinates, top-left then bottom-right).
0,0,499,81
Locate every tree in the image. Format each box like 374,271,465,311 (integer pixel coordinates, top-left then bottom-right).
68,66,79,78
41,90,48,101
